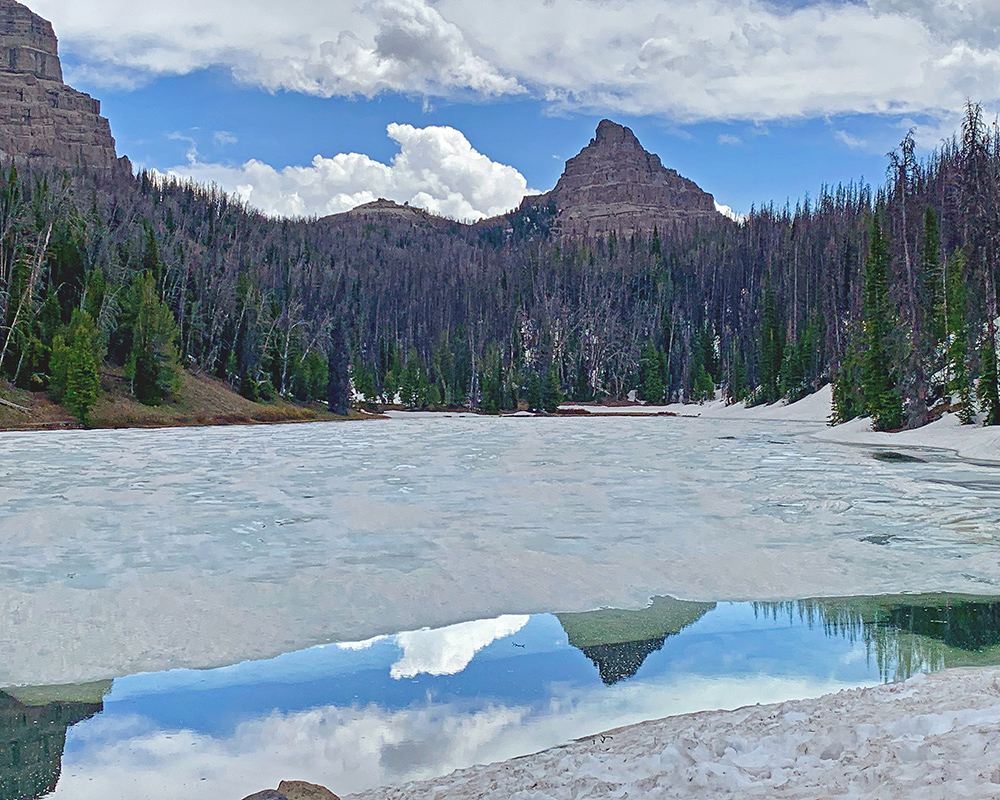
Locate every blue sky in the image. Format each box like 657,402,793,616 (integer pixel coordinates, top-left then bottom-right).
35,0,999,219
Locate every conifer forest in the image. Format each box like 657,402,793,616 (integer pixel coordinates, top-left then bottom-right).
2,103,1000,432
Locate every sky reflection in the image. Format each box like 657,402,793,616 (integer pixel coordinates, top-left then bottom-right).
12,596,1000,799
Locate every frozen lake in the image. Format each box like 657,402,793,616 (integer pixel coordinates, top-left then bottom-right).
4,413,1000,689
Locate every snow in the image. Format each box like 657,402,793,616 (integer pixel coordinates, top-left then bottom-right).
816,411,1000,463
349,667,1000,800
562,385,834,423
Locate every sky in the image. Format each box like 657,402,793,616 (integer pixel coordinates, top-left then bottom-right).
29,0,1000,221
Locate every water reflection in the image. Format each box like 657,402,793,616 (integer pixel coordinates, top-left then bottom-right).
557,597,716,684
0,684,107,800
758,595,1000,682
10,594,1000,799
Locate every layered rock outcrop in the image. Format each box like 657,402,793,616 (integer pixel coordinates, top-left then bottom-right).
523,120,719,237
0,0,127,172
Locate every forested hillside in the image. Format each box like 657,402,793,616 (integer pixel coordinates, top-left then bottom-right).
1,103,999,430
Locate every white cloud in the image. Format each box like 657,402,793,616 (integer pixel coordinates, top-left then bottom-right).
162,123,538,221
390,615,530,679
833,130,868,150
33,0,1000,124
717,134,743,146
715,202,745,223
213,130,238,147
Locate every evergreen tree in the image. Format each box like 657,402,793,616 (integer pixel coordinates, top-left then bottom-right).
351,356,376,403
65,332,100,425
542,362,561,413
922,207,945,349
861,214,903,431
979,328,1000,425
123,272,181,405
691,363,714,402
327,318,351,416
291,350,327,401
399,348,429,409
831,343,865,424
759,280,783,403
726,340,747,404
50,310,101,425
571,356,592,402
638,342,664,403
527,370,542,411
478,357,502,414
945,250,974,423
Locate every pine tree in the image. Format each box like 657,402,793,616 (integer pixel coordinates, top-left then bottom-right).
50,310,101,425
726,340,747,404
945,250,974,423
571,356,592,402
124,272,181,405
65,332,100,425
979,327,1000,426
922,207,945,349
527,370,542,411
638,342,664,403
477,352,504,414
759,280,783,403
861,214,903,431
542,362,561,413
831,343,864,424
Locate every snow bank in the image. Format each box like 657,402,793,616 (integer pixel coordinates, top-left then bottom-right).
562,385,833,424
350,667,1000,800
817,412,1000,464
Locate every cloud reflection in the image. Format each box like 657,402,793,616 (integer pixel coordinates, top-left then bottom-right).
52,674,863,800
390,615,530,679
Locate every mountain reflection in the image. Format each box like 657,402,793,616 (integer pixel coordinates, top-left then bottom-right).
0,684,108,800
558,597,716,684
756,595,1000,682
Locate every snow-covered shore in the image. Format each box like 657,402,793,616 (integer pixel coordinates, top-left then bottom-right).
351,667,1000,800
567,384,1000,463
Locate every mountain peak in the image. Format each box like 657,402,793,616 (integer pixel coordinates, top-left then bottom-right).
523,120,719,238
593,119,642,149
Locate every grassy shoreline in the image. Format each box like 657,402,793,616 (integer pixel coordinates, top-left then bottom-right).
0,369,381,433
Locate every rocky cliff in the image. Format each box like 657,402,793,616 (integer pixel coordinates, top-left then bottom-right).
0,0,127,172
523,120,719,238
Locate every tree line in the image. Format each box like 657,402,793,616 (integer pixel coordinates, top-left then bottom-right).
1,103,1000,428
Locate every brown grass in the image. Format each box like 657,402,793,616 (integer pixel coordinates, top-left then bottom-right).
0,368,379,433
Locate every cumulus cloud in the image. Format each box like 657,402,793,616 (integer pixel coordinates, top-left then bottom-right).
162,123,538,221
33,0,1000,124
715,202,745,223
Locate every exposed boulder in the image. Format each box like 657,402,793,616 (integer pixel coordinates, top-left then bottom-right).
278,780,341,800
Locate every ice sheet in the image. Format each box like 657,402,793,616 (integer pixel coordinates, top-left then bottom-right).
3,413,1000,686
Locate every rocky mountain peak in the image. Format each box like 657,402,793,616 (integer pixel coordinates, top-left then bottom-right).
0,0,61,81
521,120,719,238
0,1,127,172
